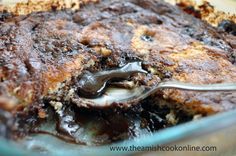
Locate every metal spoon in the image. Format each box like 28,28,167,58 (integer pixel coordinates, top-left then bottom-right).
75,81,236,108
123,81,236,102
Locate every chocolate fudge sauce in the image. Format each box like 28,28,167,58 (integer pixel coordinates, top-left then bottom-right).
77,62,147,98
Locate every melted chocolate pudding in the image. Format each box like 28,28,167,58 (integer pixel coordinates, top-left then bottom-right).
77,62,147,98
30,98,192,145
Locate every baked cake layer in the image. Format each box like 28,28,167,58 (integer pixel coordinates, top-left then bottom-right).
1,0,236,113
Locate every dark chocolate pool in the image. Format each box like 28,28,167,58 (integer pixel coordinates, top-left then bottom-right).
25,97,193,146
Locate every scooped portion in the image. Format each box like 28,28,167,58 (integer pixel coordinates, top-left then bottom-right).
77,61,147,98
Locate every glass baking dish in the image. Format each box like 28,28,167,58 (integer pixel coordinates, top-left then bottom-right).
0,0,236,155
1,108,236,156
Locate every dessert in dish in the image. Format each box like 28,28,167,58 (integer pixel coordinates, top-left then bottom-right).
0,0,236,145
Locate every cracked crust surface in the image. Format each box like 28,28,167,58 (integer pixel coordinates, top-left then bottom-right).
0,0,236,116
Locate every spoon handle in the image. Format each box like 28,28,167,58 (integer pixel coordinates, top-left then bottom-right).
135,82,236,102
157,81,236,91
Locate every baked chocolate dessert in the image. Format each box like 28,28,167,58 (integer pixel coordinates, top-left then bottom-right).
0,0,236,145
